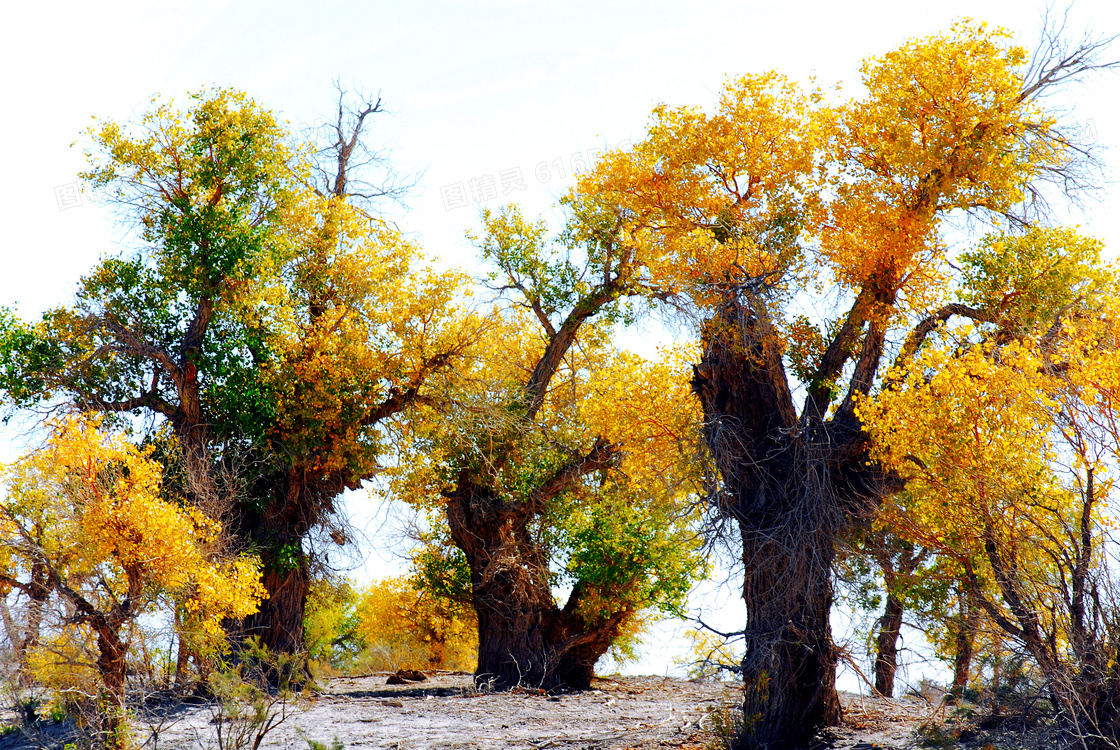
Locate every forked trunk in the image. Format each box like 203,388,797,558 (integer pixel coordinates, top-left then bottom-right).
692,297,861,749
448,479,620,692
471,580,618,692
874,593,904,697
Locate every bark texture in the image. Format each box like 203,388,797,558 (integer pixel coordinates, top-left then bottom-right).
873,593,904,698
951,586,976,697
447,448,625,692
692,295,893,749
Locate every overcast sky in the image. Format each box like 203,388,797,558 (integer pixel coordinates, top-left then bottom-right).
2,0,1118,683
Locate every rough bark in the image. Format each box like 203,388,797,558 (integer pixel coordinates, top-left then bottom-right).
227,469,335,659
691,295,891,749
94,624,129,749
237,553,311,658
738,525,841,748
873,593,904,698
447,462,623,692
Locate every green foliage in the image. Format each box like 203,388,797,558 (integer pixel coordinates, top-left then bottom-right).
410,528,473,605
300,733,345,750
82,89,294,300
303,574,362,672
960,227,1107,334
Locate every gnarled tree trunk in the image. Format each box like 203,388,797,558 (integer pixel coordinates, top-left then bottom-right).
739,523,841,747
238,552,311,657
692,296,888,749
448,469,623,692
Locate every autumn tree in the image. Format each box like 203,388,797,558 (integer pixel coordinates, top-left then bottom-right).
576,21,1108,748
860,227,1120,744
391,205,707,691
0,89,479,658
353,576,478,672
0,417,264,747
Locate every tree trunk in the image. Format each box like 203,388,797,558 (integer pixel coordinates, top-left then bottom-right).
450,491,562,690
473,593,554,690
692,297,866,750
447,477,622,692
873,593,904,697
738,523,841,750
951,584,977,697
237,550,310,657
17,560,51,684
95,624,129,750
470,577,618,692
552,630,618,691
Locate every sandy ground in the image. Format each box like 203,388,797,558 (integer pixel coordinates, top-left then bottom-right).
2,674,948,749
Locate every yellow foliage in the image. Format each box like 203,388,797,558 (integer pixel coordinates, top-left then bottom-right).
576,21,1073,361
241,186,482,480
354,576,477,672
0,417,266,696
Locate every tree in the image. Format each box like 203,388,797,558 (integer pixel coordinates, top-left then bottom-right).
0,417,264,748
836,524,929,698
392,205,707,691
860,227,1120,745
224,179,478,658
576,21,1106,748
0,89,480,658
353,576,478,671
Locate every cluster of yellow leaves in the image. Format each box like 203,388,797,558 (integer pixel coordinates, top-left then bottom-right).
576,71,817,302
354,576,477,671
0,417,265,650
576,20,1070,355
25,627,104,712
858,285,1120,637
862,339,1062,555
246,188,481,478
579,344,701,491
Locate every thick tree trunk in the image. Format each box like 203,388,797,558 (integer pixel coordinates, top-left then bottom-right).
873,593,904,697
474,594,555,689
738,523,841,750
447,477,621,692
552,630,618,691
692,297,862,750
238,551,310,657
455,509,564,690
470,580,618,692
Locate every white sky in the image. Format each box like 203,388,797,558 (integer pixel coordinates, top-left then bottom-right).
2,0,1119,686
